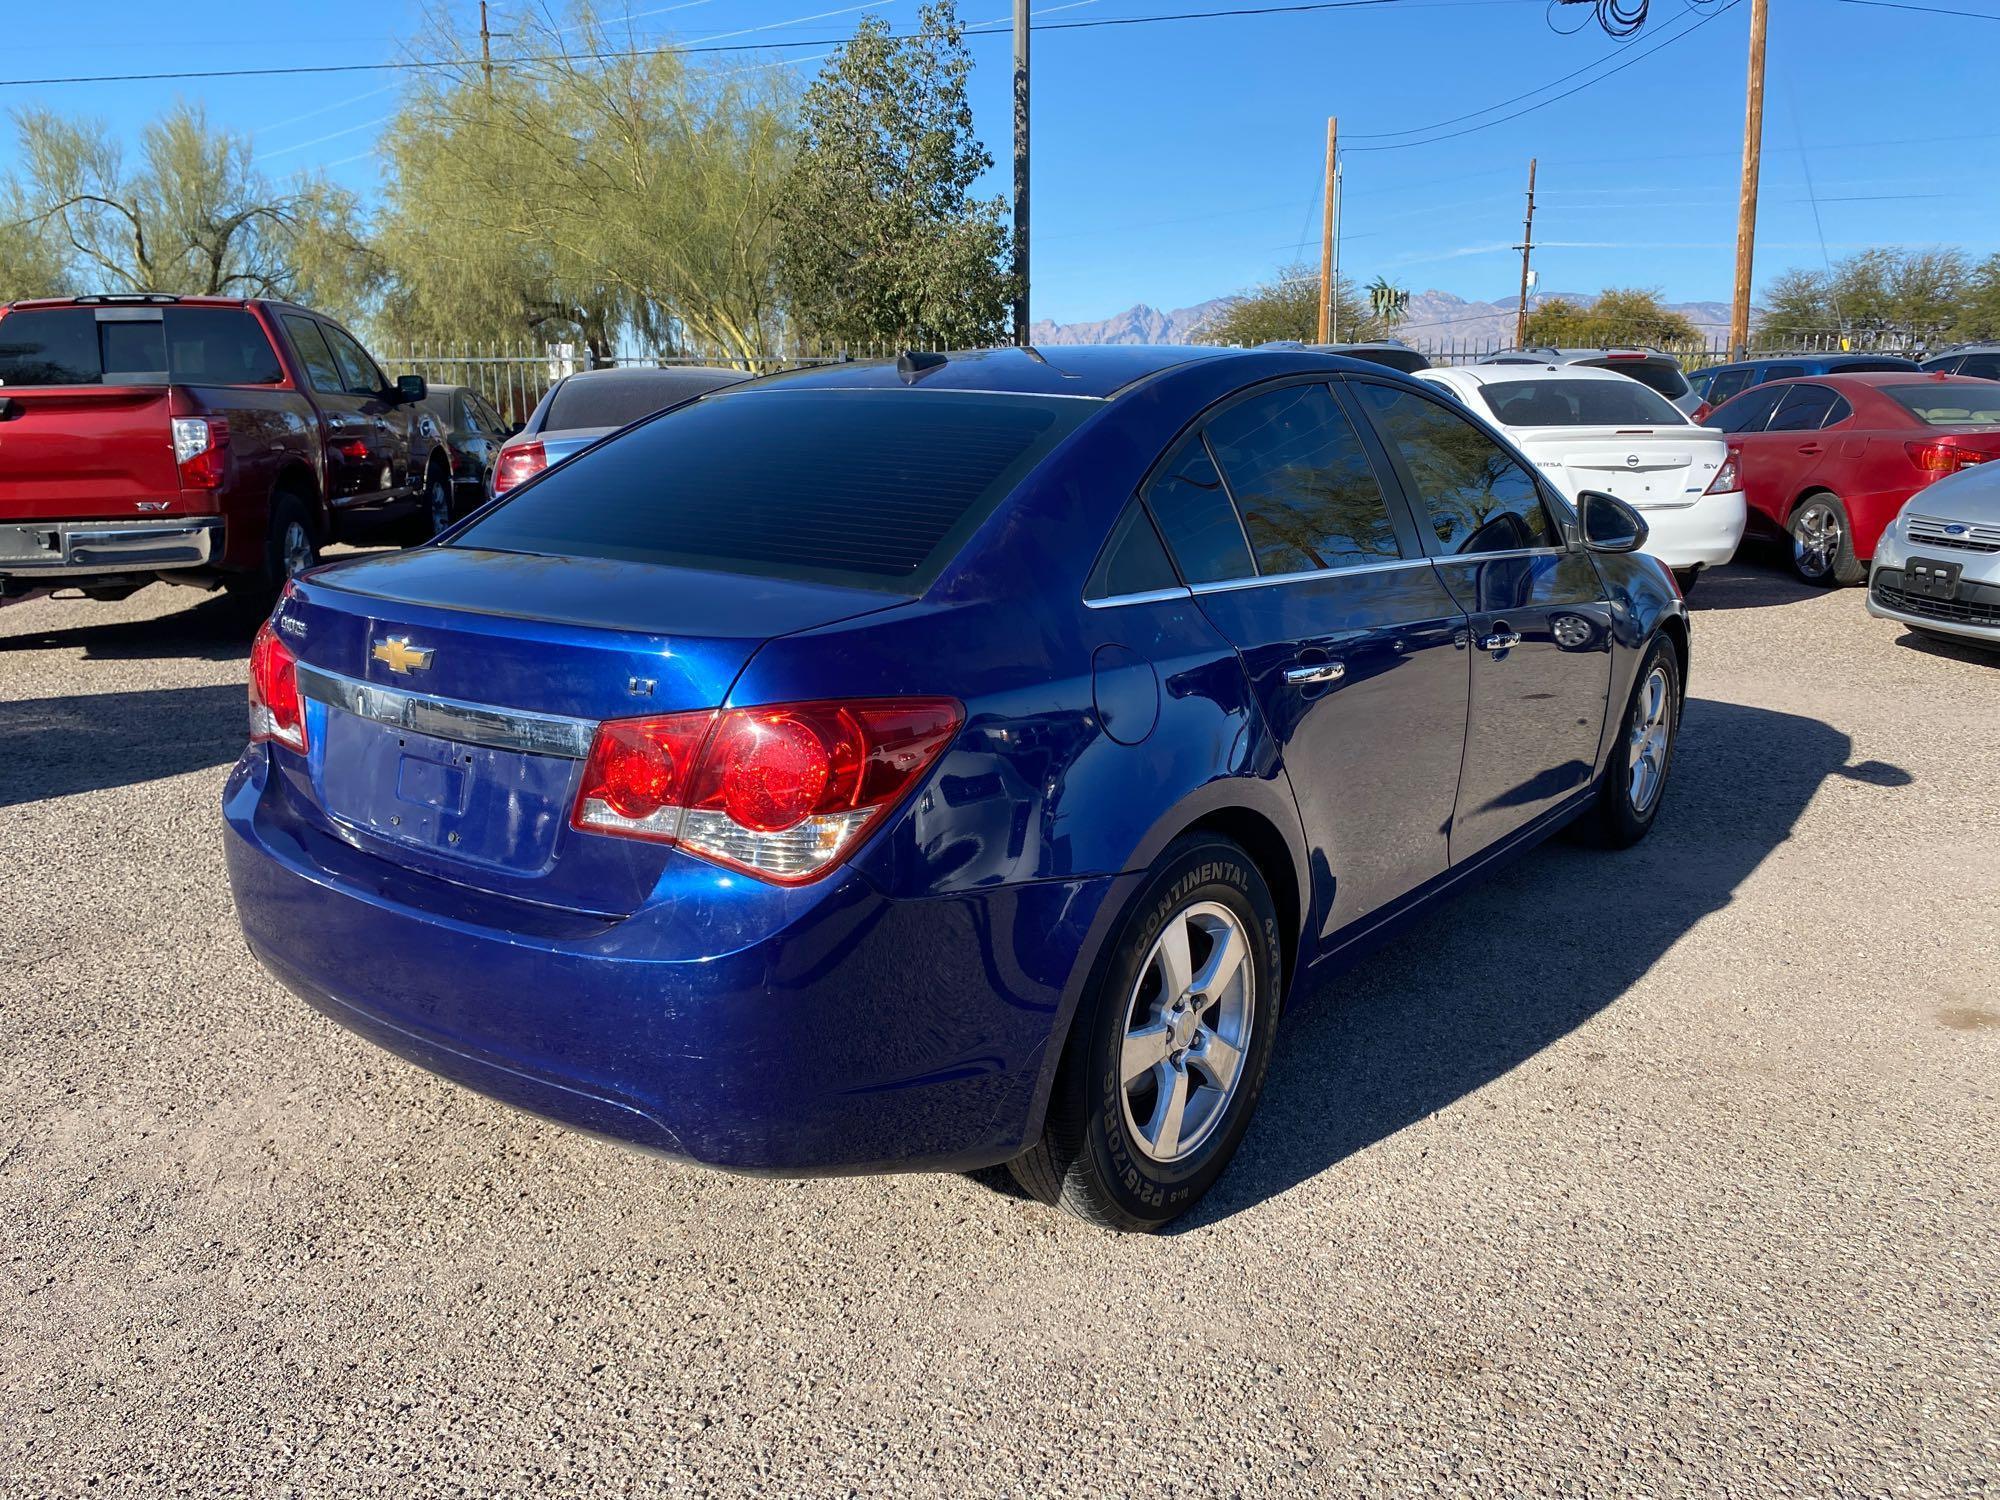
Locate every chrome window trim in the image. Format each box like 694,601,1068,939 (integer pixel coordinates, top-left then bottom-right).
1188,556,1433,596
1083,584,1197,610
296,663,597,760
1430,545,1570,565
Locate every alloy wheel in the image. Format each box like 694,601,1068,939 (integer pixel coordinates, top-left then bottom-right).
1792,501,1841,580
429,474,453,533
1118,900,1256,1165
281,520,316,578
1627,663,1674,814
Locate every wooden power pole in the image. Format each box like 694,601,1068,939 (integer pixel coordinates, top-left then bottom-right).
1012,0,1031,346
1514,158,1537,348
1729,0,1769,358
480,0,494,89
1317,118,1338,344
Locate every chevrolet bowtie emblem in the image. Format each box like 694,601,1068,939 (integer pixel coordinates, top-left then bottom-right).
371,636,434,674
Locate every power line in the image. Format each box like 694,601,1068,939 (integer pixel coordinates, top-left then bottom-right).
1346,0,1741,152
1833,0,2000,17
0,0,1528,88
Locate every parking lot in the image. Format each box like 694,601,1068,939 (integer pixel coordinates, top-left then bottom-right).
1,553,1995,1496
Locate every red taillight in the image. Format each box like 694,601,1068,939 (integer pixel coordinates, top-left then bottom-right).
248,619,308,753
571,697,963,884
1705,451,1742,494
172,416,229,490
492,440,547,494
1907,440,1993,481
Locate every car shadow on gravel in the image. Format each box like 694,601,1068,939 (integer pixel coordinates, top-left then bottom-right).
1172,696,1889,1232
0,682,246,807
0,590,257,662
1686,547,1828,612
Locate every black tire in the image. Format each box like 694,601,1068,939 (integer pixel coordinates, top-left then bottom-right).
421,461,455,538
1788,492,1866,586
1578,633,1682,850
223,492,320,617
1007,834,1283,1232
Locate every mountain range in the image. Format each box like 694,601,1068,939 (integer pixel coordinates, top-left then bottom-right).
1028,290,1740,350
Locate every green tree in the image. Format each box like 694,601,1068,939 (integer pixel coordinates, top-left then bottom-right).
4,103,373,316
376,2,793,362
776,0,1011,349
1525,287,1695,347
0,180,71,299
1195,264,1383,346
1758,247,1970,344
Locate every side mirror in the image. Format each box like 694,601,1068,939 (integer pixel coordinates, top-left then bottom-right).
1577,490,1649,554
395,373,428,403
505,421,525,438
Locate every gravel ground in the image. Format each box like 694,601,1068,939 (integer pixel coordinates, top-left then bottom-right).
2,551,1996,1498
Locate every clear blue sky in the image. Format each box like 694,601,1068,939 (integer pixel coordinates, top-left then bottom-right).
3,0,1990,333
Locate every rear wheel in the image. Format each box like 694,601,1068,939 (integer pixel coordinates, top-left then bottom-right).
1007,835,1283,1232
224,492,319,617
1789,493,1865,586
1578,634,1682,849
425,463,455,535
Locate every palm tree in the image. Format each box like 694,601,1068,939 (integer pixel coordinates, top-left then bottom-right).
1367,276,1408,327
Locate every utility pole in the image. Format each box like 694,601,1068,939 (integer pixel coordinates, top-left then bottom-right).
1012,0,1031,346
1513,157,1537,348
1317,117,1338,344
1729,0,1769,358
480,1,494,89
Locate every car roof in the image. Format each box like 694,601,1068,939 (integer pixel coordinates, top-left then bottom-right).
1426,362,1643,387
741,344,1246,401
1485,346,1680,363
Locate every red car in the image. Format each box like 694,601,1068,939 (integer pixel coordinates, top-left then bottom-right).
1705,372,2000,584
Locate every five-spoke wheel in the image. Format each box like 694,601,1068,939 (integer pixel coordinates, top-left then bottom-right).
1118,901,1254,1165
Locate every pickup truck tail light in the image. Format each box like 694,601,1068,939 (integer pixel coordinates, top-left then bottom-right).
571,697,963,884
248,619,309,753
491,440,547,495
1705,452,1741,494
172,416,229,490
1907,440,1993,481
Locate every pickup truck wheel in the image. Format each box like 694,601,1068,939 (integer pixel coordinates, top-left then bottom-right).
226,494,319,615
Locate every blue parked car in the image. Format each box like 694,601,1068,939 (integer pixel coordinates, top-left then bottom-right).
1688,353,1920,414
224,345,1689,1231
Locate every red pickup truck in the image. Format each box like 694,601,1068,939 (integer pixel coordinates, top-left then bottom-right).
0,294,448,611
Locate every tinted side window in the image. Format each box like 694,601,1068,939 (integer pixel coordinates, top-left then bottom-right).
1759,363,1807,381
1144,440,1252,584
1767,383,1838,431
282,316,344,392
1086,499,1180,600
1707,384,1784,434
1706,367,1755,405
1204,383,1401,574
322,324,385,396
1960,354,2000,381
1823,394,1853,426
1356,384,1558,555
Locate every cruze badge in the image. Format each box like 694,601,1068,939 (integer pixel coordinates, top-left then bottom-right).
371,636,434,674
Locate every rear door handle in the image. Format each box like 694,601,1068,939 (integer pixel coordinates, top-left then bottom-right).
1479,630,1522,653
1284,661,1346,686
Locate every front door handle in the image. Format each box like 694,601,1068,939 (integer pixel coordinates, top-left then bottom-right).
1479,630,1522,653
1797,442,1822,456
1284,661,1346,686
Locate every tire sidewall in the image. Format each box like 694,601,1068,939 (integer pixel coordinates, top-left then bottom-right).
1072,838,1283,1225
428,467,454,533
1789,493,1858,586
1604,635,1682,842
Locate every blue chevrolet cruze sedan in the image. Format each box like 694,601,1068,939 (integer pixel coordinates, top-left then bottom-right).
224,345,1689,1231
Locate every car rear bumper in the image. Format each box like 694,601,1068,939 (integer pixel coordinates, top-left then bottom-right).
1634,492,1746,569
0,515,221,577
222,748,1119,1176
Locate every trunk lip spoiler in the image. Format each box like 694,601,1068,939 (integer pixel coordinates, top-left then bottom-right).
296,662,598,761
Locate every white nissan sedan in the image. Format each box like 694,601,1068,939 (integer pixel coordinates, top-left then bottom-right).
1419,362,1747,587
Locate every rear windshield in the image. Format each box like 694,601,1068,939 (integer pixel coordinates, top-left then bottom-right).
455,389,1094,591
1479,378,1687,428
1582,358,1690,400
1886,384,2000,426
542,368,748,431
0,306,284,387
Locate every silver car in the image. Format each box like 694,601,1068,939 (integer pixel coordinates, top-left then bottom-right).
490,365,750,495
1868,461,2000,650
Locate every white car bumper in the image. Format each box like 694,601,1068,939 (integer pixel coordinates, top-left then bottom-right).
1629,491,1746,571
1868,517,2000,647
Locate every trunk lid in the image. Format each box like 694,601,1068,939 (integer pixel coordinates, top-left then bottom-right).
278,546,909,912
1517,425,1728,509
0,387,185,520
